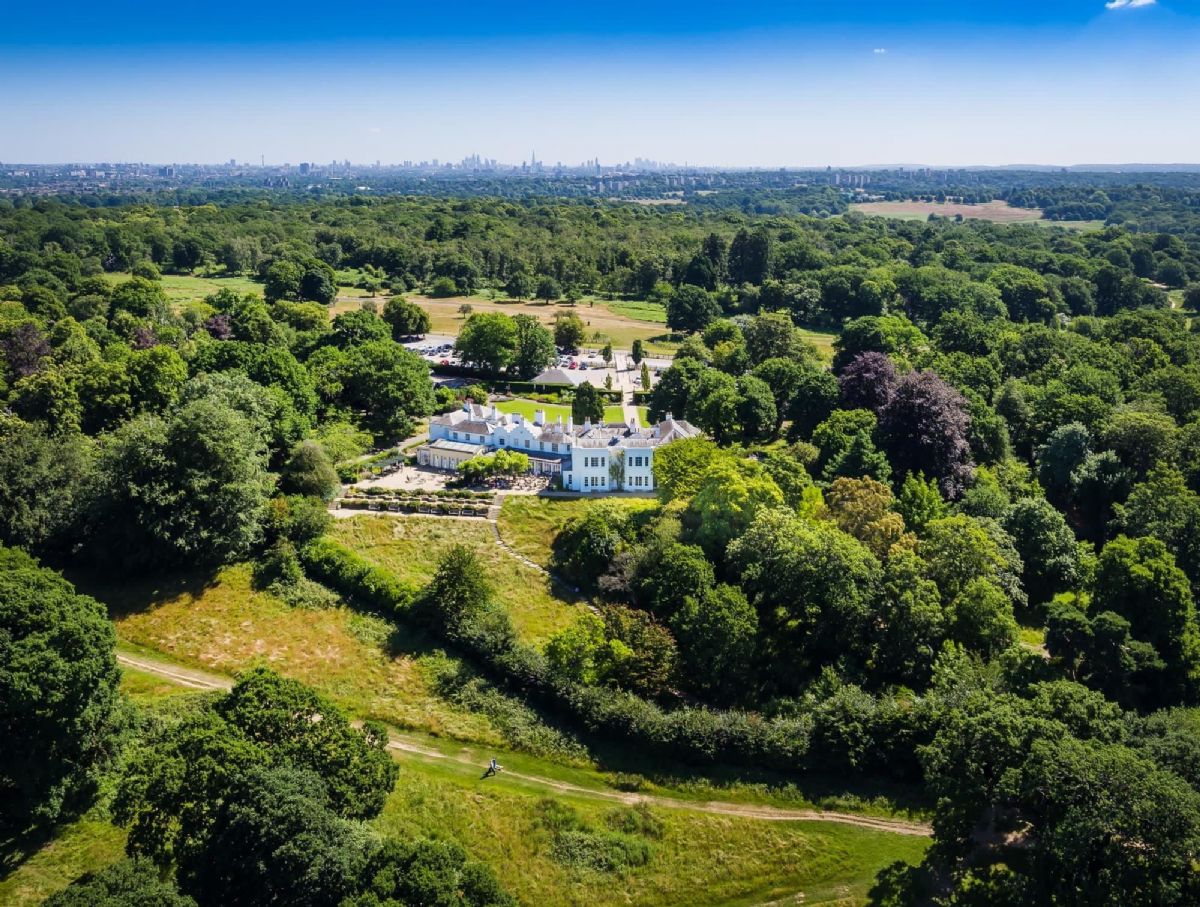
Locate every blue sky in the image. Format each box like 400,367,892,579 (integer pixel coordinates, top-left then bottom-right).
2,1,1198,166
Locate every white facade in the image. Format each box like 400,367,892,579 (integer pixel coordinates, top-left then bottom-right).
425,403,699,493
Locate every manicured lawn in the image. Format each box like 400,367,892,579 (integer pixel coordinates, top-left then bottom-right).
495,398,626,424
329,515,580,642
498,496,660,568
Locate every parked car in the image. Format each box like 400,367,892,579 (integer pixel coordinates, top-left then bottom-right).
568,361,578,369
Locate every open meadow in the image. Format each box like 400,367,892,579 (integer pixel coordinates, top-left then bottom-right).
849,199,1104,231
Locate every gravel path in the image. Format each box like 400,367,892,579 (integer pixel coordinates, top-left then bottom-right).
116,651,930,836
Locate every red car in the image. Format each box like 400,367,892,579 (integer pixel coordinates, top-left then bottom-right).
568,361,578,369
440,359,450,366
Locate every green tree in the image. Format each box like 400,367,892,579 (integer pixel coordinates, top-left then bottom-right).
950,578,1019,658
572,381,605,424
686,369,740,443
282,440,340,500
1092,535,1200,704
419,545,495,638
0,420,93,552
1,546,123,835
669,584,757,703
729,507,879,690
536,275,562,303
382,296,431,339
631,338,645,363
505,272,535,301
352,838,515,907
553,311,586,351
456,312,518,374
727,228,771,285
264,259,303,303
1100,409,1180,478
685,458,783,558
87,398,274,570
785,369,840,441
299,266,336,304
872,548,945,687
1003,497,1082,610
666,285,721,334
45,859,195,907
341,340,434,439
640,361,652,392
736,374,777,442
894,472,948,534
511,314,556,379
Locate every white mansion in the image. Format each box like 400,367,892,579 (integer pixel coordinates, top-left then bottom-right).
417,402,700,493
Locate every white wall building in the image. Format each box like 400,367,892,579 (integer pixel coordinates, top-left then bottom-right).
421,403,700,493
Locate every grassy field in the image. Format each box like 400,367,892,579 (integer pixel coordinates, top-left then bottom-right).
329,515,580,642
79,563,503,744
0,812,127,907
102,270,261,302
849,200,1104,232
605,299,668,324
376,758,928,907
0,672,927,907
377,294,681,355
850,199,1045,223
498,497,660,568
495,398,627,424
104,270,376,305
798,325,837,361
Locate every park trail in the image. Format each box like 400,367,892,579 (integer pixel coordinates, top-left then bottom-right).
116,651,930,837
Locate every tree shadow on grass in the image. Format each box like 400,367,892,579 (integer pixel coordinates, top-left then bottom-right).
578,734,931,817
64,566,222,619
384,621,447,661
1,825,55,878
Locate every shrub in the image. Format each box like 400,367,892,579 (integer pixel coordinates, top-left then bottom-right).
609,772,648,792
551,830,652,872
605,803,664,839
299,537,417,615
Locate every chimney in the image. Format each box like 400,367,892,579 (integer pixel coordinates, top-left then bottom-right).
567,416,574,432
664,411,673,422
491,404,499,421
534,409,546,426
584,417,592,430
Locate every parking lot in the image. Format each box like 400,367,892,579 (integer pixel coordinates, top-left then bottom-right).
402,334,668,379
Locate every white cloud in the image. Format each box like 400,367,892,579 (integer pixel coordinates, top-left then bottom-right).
1105,0,1156,9
873,48,887,54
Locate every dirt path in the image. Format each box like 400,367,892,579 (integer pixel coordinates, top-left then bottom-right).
116,651,930,837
